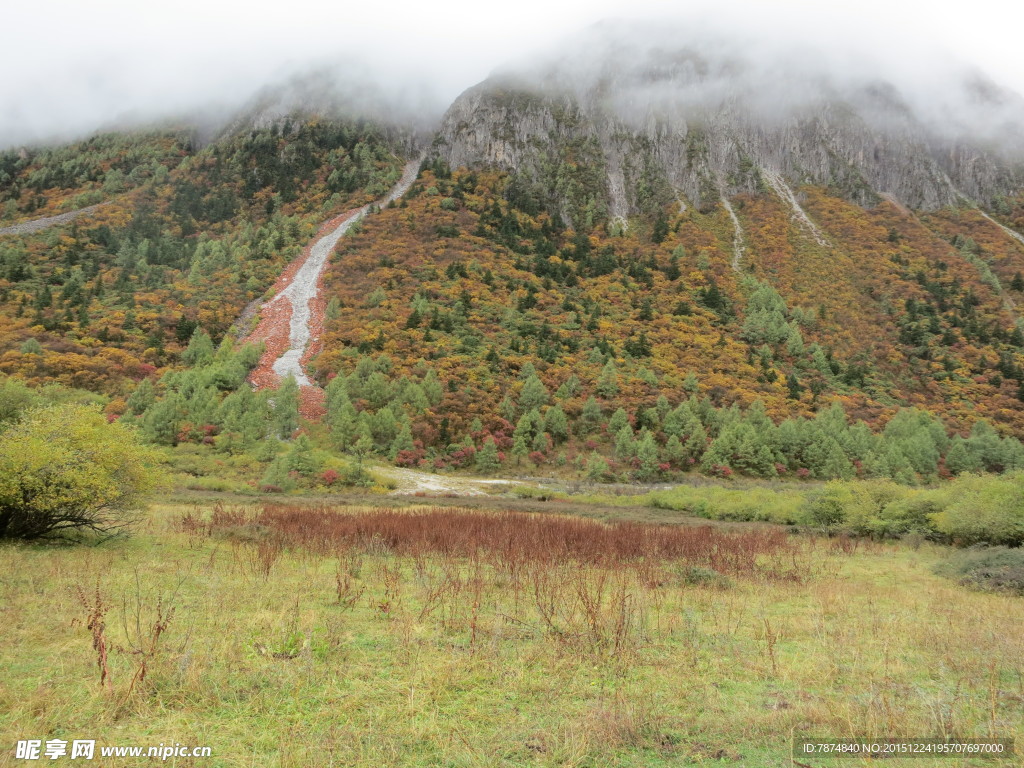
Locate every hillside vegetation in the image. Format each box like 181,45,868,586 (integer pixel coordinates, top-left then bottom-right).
0,120,405,395
3,114,1024,490
289,164,1024,481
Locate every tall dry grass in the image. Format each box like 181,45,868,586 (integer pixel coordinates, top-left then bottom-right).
179,504,823,660
181,503,813,580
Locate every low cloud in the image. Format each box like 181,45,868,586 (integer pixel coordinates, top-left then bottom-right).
2,0,1022,148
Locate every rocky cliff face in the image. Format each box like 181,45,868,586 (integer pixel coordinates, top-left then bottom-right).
432,24,1024,222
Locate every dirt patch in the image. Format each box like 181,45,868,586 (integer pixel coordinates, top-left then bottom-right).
242,208,360,392
240,159,421,419
376,466,515,497
0,204,102,236
298,387,326,422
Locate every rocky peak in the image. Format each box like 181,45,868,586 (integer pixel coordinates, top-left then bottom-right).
432,21,1024,222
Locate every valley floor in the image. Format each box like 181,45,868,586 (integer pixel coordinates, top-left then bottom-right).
2,501,1021,768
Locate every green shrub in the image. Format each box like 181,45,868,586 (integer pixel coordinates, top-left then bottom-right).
935,547,1024,595
931,473,1024,546
803,479,915,537
644,485,804,525
612,474,1023,545
874,492,944,539
0,404,162,540
802,484,853,529
183,476,246,493
342,463,374,488
0,376,41,427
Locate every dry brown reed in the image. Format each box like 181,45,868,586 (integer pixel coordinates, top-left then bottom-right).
179,504,819,658
181,503,810,581
73,580,112,691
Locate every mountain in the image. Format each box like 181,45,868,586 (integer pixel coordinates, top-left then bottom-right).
300,25,1024,480
0,108,411,394
433,21,1024,222
4,25,1024,485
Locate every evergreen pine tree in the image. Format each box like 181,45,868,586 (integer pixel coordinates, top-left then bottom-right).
665,434,686,466
389,423,415,460
635,431,661,480
684,424,708,462
511,434,529,465
580,396,603,434
519,374,550,412
272,375,300,439
182,328,215,366
330,401,360,450
609,407,630,435
614,424,635,460
544,405,569,444
126,379,155,416
286,434,319,476
944,436,980,475
475,437,501,473
596,359,620,398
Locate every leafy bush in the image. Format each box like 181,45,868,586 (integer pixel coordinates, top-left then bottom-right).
935,547,1024,595
802,485,851,528
930,473,1024,546
644,485,805,525
873,492,944,539
0,404,162,540
182,476,251,494
802,479,912,536
626,473,1024,545
0,376,41,426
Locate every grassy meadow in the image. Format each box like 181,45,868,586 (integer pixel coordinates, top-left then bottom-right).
2,501,1022,767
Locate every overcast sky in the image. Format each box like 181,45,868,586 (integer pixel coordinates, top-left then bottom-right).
3,0,1023,148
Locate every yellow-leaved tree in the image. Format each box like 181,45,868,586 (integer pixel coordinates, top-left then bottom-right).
0,404,163,540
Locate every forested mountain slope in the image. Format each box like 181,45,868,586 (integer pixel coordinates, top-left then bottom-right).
299,160,1024,480
0,116,410,394
3,29,1024,485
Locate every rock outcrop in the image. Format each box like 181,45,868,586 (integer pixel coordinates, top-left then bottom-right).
432,23,1024,221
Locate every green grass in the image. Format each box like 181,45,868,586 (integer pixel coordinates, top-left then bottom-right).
2,503,1022,767
574,482,809,524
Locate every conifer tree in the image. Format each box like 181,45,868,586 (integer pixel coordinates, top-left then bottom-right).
532,428,550,453
555,375,581,400
586,452,609,481
579,396,603,434
609,407,630,435
272,375,300,439
544,405,569,444
664,434,686,466
519,374,549,412
511,433,529,465
261,456,295,491
182,328,215,366
614,424,635,460
389,423,415,459
944,436,980,475
286,433,319,475
596,359,620,398
635,431,660,479
141,392,185,446
126,379,155,416
475,437,501,473
684,424,708,463
422,369,444,406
